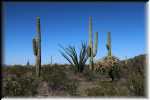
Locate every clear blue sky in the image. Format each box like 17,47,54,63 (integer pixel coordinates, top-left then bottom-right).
3,2,146,65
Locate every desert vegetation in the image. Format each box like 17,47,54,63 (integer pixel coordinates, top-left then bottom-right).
2,54,146,97
2,16,146,97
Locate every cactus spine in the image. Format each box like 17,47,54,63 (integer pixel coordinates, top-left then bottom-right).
87,16,98,70
32,17,41,77
106,32,112,57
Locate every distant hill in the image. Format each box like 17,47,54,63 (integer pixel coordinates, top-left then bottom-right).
122,54,146,63
120,54,146,84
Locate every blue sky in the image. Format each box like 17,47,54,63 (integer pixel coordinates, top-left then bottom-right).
3,2,146,65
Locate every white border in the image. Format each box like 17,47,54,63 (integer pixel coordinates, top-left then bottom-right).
2,1,149,100
147,0,150,99
1,98,149,100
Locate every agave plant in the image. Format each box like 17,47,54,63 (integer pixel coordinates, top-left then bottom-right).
59,42,88,73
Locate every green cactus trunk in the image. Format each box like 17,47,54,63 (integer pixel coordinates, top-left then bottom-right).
125,56,128,65
50,56,52,65
89,56,94,70
33,17,41,77
106,32,112,57
87,16,98,71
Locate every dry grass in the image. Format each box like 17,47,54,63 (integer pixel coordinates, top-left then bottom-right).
2,54,146,97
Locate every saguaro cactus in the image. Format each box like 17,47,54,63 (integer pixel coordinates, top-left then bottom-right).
106,32,112,57
87,16,98,70
125,56,128,65
32,17,41,77
50,56,53,65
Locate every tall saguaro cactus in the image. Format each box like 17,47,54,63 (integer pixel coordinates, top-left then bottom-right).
32,17,41,77
50,56,53,65
87,16,98,70
125,56,128,65
106,32,112,57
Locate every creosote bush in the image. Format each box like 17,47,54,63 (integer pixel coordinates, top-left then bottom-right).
2,75,39,97
85,82,116,96
41,65,79,96
127,72,145,96
85,81,129,96
125,55,145,96
2,66,32,78
83,68,97,81
108,63,121,81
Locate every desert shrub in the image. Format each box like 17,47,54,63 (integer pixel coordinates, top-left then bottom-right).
2,75,39,97
47,68,67,91
2,76,22,97
2,66,33,78
124,55,145,74
83,69,97,81
85,82,116,96
85,87,104,96
122,54,146,96
41,65,78,96
108,63,121,81
127,72,145,96
95,67,107,75
94,56,121,78
64,79,79,96
85,81,129,96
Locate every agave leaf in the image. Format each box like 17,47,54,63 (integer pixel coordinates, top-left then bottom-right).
59,50,73,65
59,42,88,73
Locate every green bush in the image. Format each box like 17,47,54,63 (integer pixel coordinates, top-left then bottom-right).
85,81,129,96
41,65,78,96
2,66,33,78
122,54,146,96
108,63,120,81
2,75,39,97
2,76,22,97
85,87,104,96
127,72,145,96
64,79,79,96
83,69,97,81
85,82,116,96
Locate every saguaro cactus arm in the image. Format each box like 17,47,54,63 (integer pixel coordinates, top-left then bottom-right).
89,16,93,45
33,38,38,56
106,32,112,57
36,16,41,38
93,32,98,57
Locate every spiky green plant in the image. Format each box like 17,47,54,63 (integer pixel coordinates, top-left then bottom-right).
106,32,112,57
87,16,98,70
59,42,88,73
32,17,41,77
